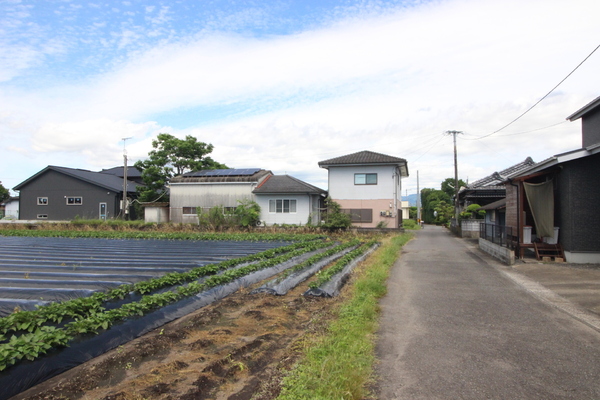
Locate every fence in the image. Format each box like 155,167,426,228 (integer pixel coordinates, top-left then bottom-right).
479,223,515,249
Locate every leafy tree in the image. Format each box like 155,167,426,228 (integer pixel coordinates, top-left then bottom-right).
421,188,451,224
321,197,351,230
134,133,228,202
235,199,261,228
409,206,417,220
0,182,9,203
460,203,485,220
441,177,467,200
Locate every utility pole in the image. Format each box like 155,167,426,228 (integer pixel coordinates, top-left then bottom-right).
416,170,421,223
445,130,463,221
122,137,132,220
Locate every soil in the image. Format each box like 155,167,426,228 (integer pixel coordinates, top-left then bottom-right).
11,277,340,400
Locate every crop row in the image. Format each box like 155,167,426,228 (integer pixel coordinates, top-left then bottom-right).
273,239,361,283
0,240,324,337
309,241,378,289
0,239,333,371
0,229,323,242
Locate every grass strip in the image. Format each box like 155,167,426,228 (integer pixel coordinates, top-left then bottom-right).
277,233,412,400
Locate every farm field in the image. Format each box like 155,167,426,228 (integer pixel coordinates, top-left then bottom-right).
0,231,381,400
0,236,291,317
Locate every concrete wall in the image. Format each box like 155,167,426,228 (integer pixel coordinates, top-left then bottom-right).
461,220,482,238
144,206,170,223
479,238,515,265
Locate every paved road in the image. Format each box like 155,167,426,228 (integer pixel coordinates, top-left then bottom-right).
375,225,600,399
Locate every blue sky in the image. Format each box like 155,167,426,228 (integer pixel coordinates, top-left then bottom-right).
1,0,599,196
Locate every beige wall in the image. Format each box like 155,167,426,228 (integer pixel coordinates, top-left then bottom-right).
336,199,399,228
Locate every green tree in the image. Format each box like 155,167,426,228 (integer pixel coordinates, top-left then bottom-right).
441,177,467,200
0,182,9,203
420,188,451,224
134,133,227,202
322,197,351,230
460,203,485,220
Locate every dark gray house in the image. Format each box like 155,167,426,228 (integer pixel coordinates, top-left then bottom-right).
14,166,141,221
504,96,600,263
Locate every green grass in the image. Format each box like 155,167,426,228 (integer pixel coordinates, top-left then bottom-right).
402,219,421,230
277,233,413,400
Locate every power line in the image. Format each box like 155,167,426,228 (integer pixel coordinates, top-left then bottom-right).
460,120,568,140
467,42,600,141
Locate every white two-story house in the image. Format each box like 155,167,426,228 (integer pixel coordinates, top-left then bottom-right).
318,150,409,228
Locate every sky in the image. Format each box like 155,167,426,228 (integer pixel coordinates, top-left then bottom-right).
1,0,599,197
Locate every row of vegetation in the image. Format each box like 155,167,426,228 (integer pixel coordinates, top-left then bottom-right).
309,240,378,289
278,233,412,400
0,238,343,371
0,228,323,242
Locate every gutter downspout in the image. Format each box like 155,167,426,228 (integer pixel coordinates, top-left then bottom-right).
509,178,520,256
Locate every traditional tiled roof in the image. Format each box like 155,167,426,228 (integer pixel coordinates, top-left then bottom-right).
466,157,535,189
14,166,140,193
318,150,409,177
253,175,326,195
318,150,406,167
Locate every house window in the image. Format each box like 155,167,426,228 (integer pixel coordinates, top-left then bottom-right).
269,199,297,213
223,207,236,215
37,197,48,205
37,214,48,219
183,207,197,215
354,173,377,185
341,208,373,223
66,197,83,205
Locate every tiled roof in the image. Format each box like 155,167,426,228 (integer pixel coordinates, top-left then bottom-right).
467,157,535,189
318,150,407,167
253,175,326,195
14,166,140,193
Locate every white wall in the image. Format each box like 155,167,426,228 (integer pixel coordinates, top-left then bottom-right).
328,165,401,201
4,199,19,219
255,194,312,226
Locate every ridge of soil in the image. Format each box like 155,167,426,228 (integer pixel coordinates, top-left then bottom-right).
11,279,339,400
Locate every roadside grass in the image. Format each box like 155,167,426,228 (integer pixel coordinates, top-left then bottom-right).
277,232,412,400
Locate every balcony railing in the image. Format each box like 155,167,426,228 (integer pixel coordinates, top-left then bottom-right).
480,223,515,249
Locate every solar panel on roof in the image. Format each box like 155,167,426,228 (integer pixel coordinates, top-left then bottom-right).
184,168,261,177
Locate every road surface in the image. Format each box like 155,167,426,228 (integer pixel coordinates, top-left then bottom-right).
375,225,600,399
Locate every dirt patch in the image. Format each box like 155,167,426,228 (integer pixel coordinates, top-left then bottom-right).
12,278,339,400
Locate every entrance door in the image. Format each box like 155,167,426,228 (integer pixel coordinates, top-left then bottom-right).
99,203,107,220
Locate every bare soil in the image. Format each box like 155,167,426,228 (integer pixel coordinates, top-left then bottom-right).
12,280,340,400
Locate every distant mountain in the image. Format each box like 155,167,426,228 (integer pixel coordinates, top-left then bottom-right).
402,194,418,207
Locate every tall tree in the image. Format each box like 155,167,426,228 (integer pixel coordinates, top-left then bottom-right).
421,188,451,224
441,177,467,200
0,182,9,203
134,133,227,202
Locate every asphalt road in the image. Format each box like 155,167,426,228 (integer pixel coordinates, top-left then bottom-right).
375,225,600,399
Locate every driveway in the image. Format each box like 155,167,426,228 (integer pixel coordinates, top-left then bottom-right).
375,225,600,399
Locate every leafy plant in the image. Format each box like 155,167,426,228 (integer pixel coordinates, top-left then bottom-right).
321,197,351,230
235,199,261,227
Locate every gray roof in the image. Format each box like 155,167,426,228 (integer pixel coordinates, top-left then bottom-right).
318,150,409,176
14,166,140,193
170,169,272,184
100,166,142,178
253,175,326,195
566,95,600,121
466,157,535,189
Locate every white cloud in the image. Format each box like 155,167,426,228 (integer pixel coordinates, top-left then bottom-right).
1,0,599,192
